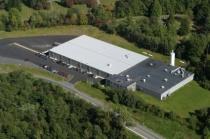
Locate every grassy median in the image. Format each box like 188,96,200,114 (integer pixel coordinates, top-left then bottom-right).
0,64,73,82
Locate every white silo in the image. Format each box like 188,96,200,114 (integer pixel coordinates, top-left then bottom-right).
170,50,175,66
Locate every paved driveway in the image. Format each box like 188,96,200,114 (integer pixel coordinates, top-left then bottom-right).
0,36,101,84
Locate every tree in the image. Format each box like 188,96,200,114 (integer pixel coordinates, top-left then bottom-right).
79,13,88,25
0,0,6,9
70,13,78,25
66,0,74,8
35,2,43,10
178,18,190,36
187,33,208,66
43,2,50,10
0,21,5,31
8,8,21,30
6,0,22,11
149,0,162,17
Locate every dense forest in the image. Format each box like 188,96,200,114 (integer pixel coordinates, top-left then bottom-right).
0,70,130,139
0,0,210,90
92,82,210,138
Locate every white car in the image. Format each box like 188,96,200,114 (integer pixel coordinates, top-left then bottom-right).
66,64,74,69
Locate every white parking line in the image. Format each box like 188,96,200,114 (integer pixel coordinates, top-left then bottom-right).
13,43,40,53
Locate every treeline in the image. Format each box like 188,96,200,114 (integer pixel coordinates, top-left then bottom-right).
0,0,210,89
0,0,50,11
0,70,130,138
61,0,97,8
92,82,210,138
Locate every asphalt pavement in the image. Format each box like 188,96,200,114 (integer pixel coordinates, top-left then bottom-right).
0,36,165,139
0,36,100,84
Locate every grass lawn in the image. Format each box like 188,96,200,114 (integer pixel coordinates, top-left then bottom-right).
74,82,108,101
126,129,142,139
133,80,210,118
100,0,116,5
75,82,201,139
0,64,73,82
130,109,200,139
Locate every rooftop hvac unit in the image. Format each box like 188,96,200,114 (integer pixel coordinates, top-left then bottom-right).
142,79,146,82
147,75,150,77
164,78,168,82
127,78,131,81
126,75,129,78
125,54,130,59
107,63,112,67
161,86,165,89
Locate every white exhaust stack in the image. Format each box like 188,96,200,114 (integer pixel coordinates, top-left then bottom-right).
170,50,175,66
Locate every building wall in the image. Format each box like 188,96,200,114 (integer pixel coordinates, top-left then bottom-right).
49,51,110,78
127,82,136,91
136,85,161,99
161,74,194,100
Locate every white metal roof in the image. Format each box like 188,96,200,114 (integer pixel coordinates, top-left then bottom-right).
50,35,148,74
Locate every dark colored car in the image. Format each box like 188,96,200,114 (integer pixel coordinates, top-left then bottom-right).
42,64,49,69
56,61,62,64
42,55,50,59
57,71,62,75
35,53,43,57
63,73,69,77
25,58,29,61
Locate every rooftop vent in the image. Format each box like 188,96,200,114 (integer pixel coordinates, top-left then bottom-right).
126,75,129,78
161,86,165,89
164,78,168,82
147,75,150,77
127,78,131,81
188,74,191,77
142,79,146,82
164,69,168,72
116,79,123,83
107,63,112,67
125,54,130,59
150,63,153,66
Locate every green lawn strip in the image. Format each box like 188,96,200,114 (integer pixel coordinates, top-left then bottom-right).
130,109,200,139
125,129,142,139
74,82,108,101
100,0,116,5
74,82,201,139
133,80,210,118
0,64,73,82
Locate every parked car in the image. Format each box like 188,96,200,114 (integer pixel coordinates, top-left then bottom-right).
60,62,66,66
66,64,74,69
63,73,69,77
25,58,29,61
48,67,57,73
42,64,49,69
42,55,50,59
67,74,71,78
52,42,61,46
53,59,58,63
57,71,62,75
35,53,43,57
56,61,62,64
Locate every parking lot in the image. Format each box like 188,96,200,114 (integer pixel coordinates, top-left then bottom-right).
0,36,102,84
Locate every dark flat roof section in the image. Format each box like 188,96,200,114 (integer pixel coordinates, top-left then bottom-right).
107,58,193,94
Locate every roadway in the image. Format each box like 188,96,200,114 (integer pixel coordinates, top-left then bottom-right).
0,36,165,139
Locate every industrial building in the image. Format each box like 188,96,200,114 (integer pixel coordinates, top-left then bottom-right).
49,35,194,100
49,35,148,78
